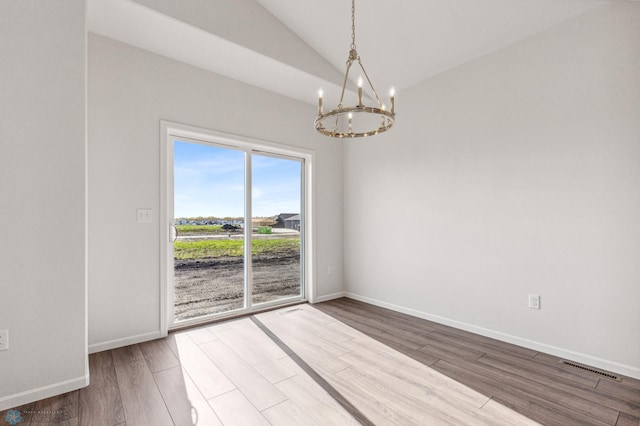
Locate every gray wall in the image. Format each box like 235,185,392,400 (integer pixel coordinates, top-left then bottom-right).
343,3,640,378
88,34,344,350
0,0,88,409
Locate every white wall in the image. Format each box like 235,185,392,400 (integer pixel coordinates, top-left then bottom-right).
344,3,640,378
0,0,88,409
88,34,344,350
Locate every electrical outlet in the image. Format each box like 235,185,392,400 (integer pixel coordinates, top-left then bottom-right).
528,294,541,310
0,330,8,351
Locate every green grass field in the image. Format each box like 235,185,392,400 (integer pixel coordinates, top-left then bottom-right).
174,238,299,259
176,224,223,235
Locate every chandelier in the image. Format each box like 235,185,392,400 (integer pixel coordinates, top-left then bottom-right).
314,0,395,138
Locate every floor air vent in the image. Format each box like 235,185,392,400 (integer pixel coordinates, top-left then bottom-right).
559,360,621,381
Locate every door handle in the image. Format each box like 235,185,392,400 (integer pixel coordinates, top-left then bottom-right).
170,224,178,243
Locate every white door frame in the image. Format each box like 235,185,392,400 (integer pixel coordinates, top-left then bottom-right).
159,121,315,334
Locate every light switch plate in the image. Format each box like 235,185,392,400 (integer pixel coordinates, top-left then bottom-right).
137,208,152,223
0,330,8,351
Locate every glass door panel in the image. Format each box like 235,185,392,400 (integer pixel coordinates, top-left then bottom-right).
173,140,245,321
251,153,303,305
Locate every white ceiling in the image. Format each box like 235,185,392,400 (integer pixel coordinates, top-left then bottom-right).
88,0,612,106
257,0,609,92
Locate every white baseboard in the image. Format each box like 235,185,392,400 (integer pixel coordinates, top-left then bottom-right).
88,330,164,354
0,374,89,411
313,291,346,304
344,292,640,380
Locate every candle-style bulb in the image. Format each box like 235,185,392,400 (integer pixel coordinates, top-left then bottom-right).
348,112,353,132
389,87,395,114
357,77,363,88
318,89,323,115
357,77,363,106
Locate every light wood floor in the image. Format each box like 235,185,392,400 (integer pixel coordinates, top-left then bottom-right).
2,298,639,425
316,298,640,426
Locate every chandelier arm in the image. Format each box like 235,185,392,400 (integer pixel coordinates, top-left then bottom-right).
338,59,354,106
357,60,384,107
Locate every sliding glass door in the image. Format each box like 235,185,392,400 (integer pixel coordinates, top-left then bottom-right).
165,133,306,327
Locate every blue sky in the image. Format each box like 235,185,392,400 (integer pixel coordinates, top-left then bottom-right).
174,140,301,218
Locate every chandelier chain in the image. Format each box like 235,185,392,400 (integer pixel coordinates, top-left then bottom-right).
350,0,356,51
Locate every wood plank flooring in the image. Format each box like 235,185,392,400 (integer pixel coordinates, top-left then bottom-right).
2,298,638,425
315,298,640,426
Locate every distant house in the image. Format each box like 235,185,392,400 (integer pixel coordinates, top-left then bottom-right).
273,213,300,230
284,214,301,231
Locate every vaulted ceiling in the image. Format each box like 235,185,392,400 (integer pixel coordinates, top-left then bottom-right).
88,0,612,106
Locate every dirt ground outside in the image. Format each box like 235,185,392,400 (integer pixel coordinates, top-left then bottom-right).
173,251,301,321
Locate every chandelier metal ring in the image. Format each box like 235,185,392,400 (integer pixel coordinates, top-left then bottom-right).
314,107,394,138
